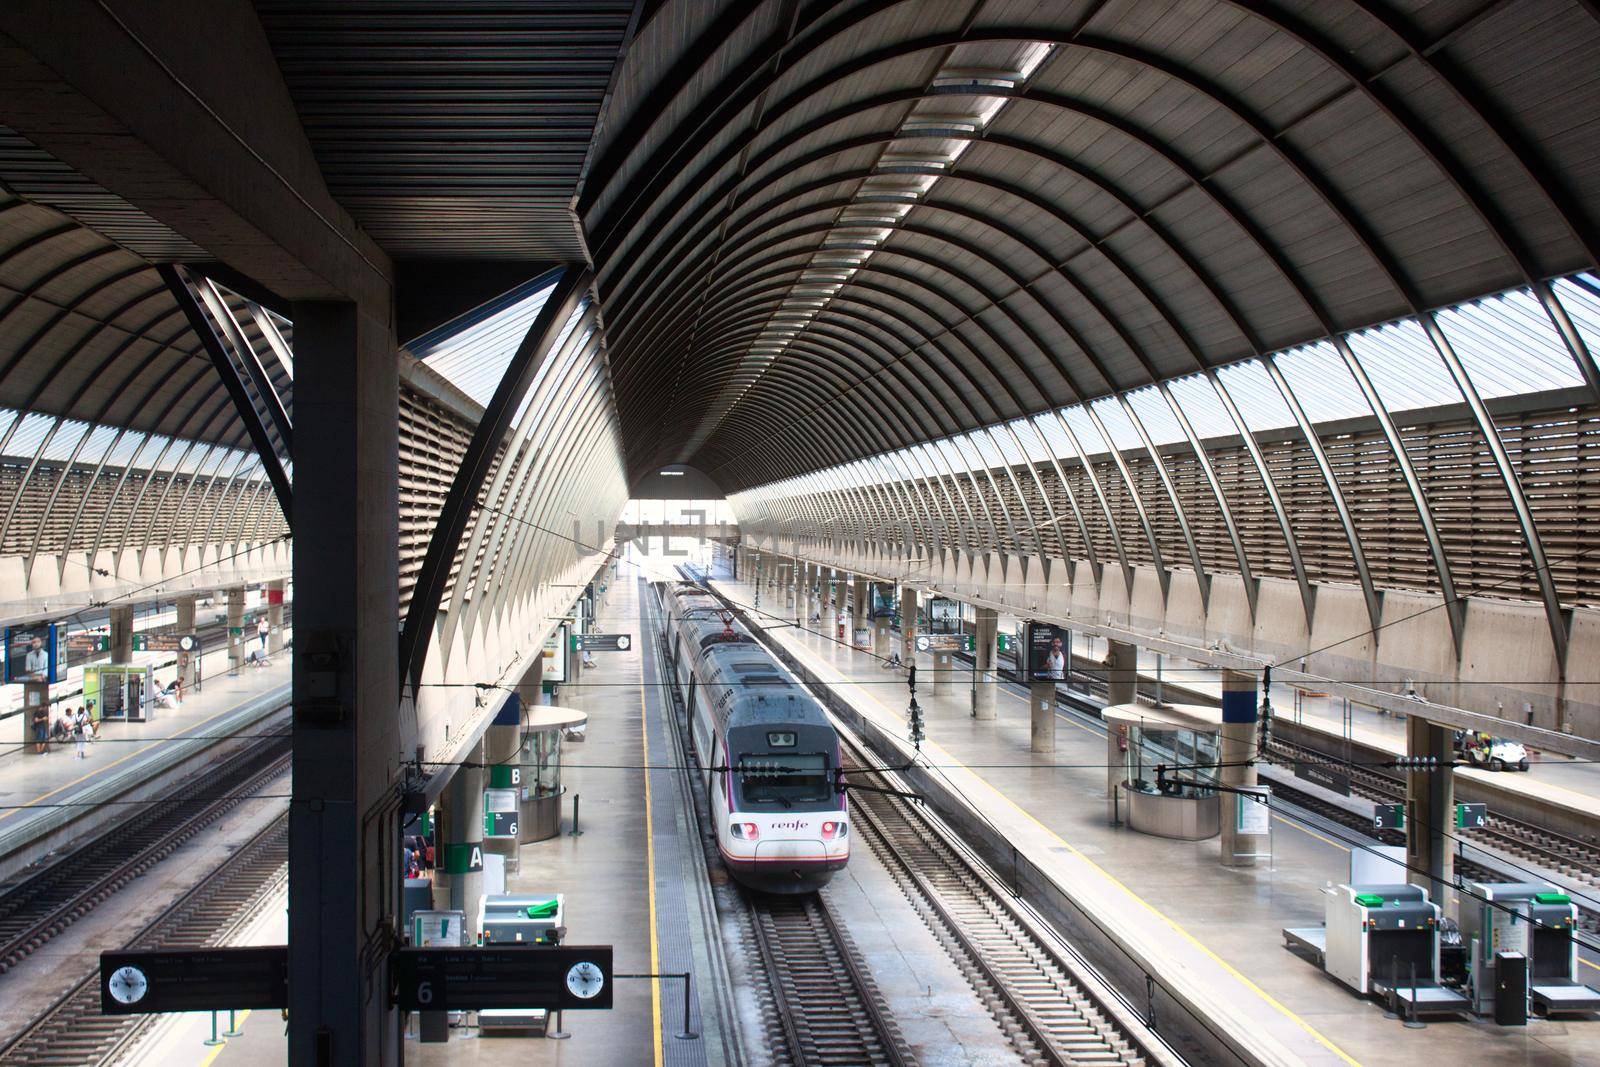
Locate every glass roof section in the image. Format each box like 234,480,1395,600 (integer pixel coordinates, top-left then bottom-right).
745,275,1597,498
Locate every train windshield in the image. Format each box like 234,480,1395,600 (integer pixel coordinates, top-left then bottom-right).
735,753,832,808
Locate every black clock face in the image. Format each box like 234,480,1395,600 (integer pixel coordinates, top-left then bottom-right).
565,961,604,999
109,965,148,1005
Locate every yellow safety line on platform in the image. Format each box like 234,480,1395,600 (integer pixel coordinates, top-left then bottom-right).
0,690,277,824
639,604,664,1067
757,607,1362,1067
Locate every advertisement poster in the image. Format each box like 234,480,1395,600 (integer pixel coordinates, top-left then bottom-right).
1025,622,1070,681
927,598,960,634
870,585,897,618
5,624,59,684
542,623,570,683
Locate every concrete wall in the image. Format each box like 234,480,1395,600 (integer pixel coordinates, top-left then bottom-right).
739,533,1599,741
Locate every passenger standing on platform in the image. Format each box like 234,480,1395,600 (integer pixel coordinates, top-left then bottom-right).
31,705,50,754
72,706,89,759
256,615,269,651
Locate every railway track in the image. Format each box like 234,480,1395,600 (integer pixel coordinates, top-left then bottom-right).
748,893,909,1067
838,734,1161,1067
0,815,288,1066
647,580,912,1067
0,726,289,974
689,580,1172,1067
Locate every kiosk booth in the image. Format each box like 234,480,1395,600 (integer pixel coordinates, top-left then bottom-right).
84,664,153,723
1105,703,1222,840
518,705,588,842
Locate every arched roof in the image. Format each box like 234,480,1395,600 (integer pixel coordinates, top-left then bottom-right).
580,0,1600,491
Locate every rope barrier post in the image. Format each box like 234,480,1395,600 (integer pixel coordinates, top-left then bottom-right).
568,793,583,836
675,972,699,1040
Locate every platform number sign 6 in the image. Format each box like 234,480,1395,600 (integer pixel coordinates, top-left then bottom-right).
416,981,432,1007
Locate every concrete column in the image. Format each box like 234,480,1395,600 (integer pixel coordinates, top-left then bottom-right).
109,604,134,664
174,596,198,691
851,576,869,647
820,569,836,636
1406,718,1455,915
1029,679,1056,753
784,560,797,613
872,582,894,659
932,651,952,694
288,298,403,1065
1219,670,1264,868
1106,638,1137,707
899,586,919,674
483,718,522,872
226,587,245,672
267,579,285,653
972,606,998,720
437,740,486,938
797,561,812,625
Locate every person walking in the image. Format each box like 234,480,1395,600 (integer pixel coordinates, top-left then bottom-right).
256,615,270,652
72,706,89,759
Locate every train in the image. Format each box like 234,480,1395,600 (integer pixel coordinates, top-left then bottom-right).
662,580,849,893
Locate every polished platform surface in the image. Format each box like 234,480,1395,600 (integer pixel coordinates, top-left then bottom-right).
715,573,1600,1067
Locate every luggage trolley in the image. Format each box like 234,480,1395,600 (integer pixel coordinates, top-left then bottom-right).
1461,881,1600,1017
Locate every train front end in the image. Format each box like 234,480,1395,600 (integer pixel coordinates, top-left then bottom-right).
720,722,848,894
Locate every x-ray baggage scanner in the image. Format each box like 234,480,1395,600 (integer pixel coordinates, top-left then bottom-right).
1461,881,1600,1016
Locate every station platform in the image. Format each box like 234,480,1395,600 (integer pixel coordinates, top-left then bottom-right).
0,652,290,880
1031,627,1600,820
712,574,1599,1067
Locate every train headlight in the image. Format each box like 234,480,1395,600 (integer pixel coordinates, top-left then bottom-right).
731,822,760,840
821,821,846,839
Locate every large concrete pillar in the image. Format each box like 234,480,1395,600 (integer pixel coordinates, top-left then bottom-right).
288,298,403,1065
438,740,486,937
797,561,812,625
1406,718,1455,915
899,586,919,673
174,596,198,691
1219,670,1264,868
820,569,836,636
851,576,870,647
784,560,797,614
1029,679,1056,753
226,587,245,672
931,650,953,694
1106,638,1137,707
267,579,286,653
109,604,134,664
872,582,894,660
972,606,998,720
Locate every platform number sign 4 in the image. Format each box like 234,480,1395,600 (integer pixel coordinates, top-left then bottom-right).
566,961,605,999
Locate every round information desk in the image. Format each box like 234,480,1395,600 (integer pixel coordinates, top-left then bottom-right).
1104,702,1223,841
519,705,588,841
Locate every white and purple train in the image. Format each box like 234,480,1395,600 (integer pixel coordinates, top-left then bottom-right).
664,581,848,893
